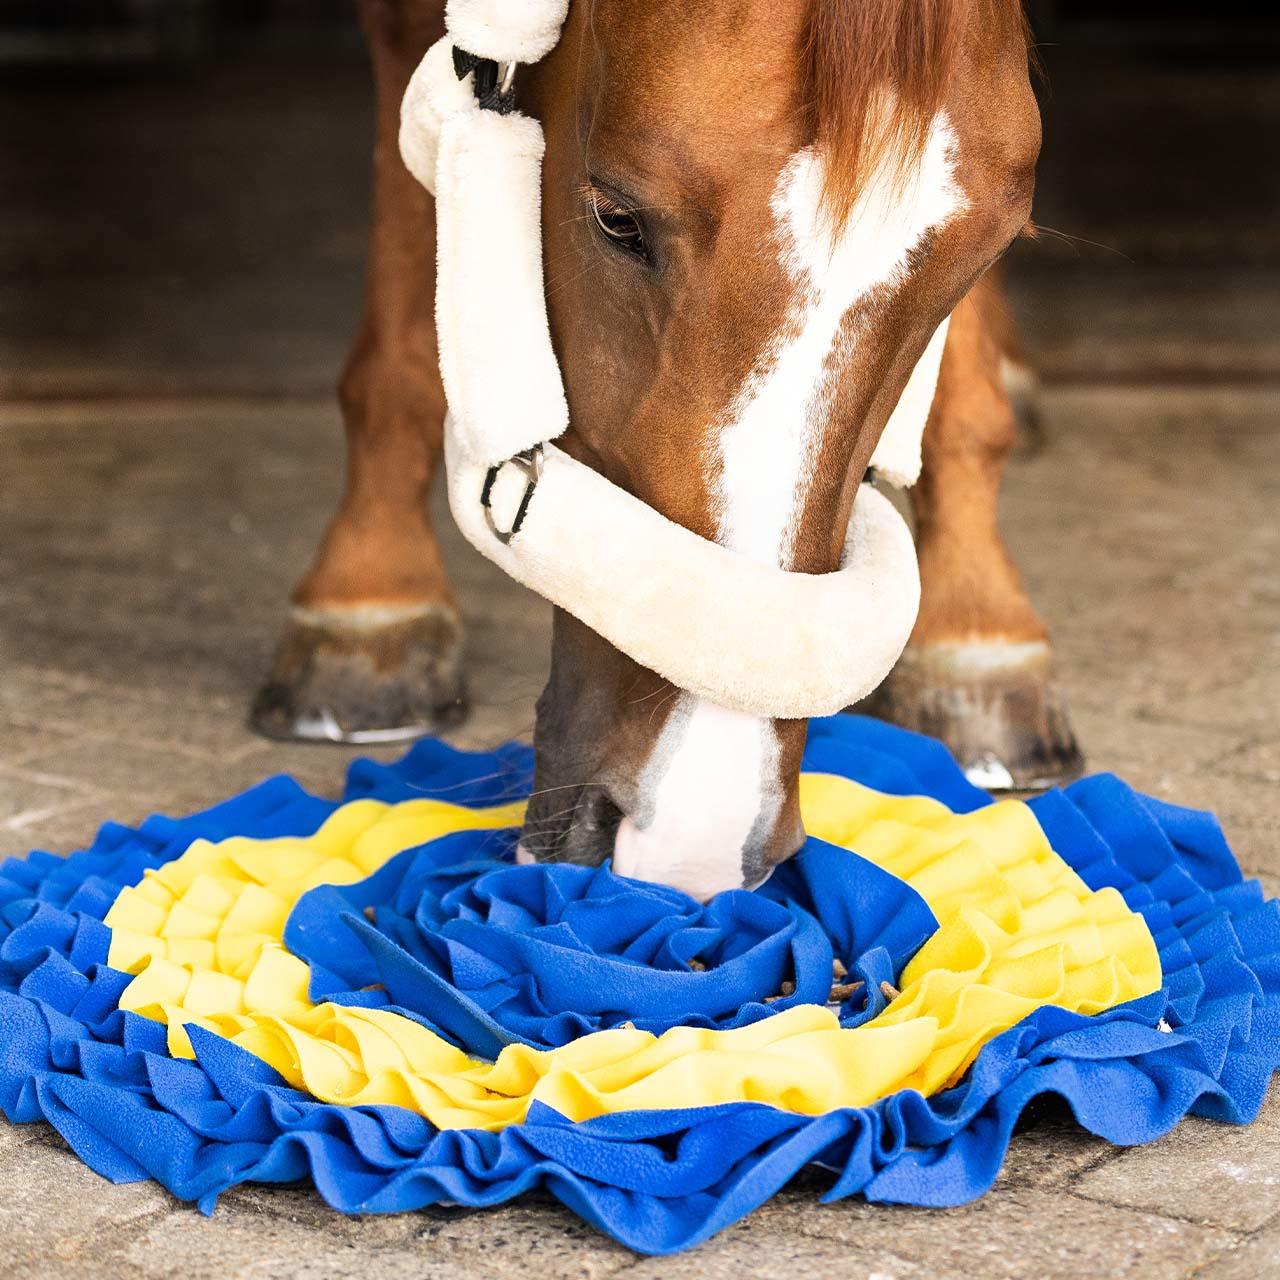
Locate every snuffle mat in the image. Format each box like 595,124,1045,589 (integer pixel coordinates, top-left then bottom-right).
1,714,1276,1256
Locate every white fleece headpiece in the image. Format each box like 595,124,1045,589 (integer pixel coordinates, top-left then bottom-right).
400,0,942,718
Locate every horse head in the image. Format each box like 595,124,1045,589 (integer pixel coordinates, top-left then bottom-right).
410,0,1040,899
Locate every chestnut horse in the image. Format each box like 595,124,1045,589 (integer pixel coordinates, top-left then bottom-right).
253,0,1080,899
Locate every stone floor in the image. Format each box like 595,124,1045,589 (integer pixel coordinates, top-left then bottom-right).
2,23,1279,1280
0,385,1276,1280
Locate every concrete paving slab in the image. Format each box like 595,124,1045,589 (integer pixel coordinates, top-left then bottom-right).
622,1220,935,1280
1,801,117,857
122,1203,633,1280
0,667,271,764
0,1129,174,1269
1215,737,1280,787
16,739,232,810
1190,1227,1280,1280
0,765,100,828
218,1185,635,1276
1073,1097,1280,1233
993,1105,1119,1191
742,1183,1237,1280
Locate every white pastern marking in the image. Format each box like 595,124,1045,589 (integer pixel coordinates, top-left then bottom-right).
612,701,779,902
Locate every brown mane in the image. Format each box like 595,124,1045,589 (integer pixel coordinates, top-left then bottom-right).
804,0,1030,223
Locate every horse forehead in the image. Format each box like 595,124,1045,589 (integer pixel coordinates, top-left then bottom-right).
582,89,803,246
588,0,806,60
583,1,807,151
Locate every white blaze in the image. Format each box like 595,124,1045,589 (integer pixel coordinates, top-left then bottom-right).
612,700,780,902
615,116,965,901
717,117,965,566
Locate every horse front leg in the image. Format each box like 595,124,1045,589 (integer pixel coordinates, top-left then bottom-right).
865,270,1083,789
252,0,464,742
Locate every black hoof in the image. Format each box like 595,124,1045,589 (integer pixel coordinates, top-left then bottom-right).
861,640,1084,792
251,604,468,744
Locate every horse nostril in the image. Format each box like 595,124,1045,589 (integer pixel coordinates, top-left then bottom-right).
520,783,622,867
575,786,623,844
559,785,622,865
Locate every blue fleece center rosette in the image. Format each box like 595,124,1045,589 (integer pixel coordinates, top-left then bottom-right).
288,825,934,1057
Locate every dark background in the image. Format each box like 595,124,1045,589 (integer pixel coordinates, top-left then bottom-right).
1,2,1277,402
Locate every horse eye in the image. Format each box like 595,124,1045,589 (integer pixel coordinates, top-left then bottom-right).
587,189,648,260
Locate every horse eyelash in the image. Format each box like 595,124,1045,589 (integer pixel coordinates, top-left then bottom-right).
579,182,650,259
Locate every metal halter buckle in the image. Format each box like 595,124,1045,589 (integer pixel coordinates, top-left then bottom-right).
481,445,545,546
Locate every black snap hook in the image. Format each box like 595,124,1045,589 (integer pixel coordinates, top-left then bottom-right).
481,445,545,546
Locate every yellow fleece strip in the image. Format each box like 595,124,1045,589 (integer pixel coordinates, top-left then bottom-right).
103,778,1159,1131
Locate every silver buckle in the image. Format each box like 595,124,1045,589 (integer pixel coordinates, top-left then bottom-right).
481,445,545,546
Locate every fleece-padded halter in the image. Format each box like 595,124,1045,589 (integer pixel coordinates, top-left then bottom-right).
399,0,945,717
448,433,919,717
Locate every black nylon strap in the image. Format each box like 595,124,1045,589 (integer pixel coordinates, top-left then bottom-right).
452,47,517,115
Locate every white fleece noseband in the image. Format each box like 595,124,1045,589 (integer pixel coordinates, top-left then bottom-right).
400,0,942,718
448,430,918,718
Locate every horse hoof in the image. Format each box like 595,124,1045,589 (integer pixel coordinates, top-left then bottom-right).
250,603,468,743
862,640,1084,792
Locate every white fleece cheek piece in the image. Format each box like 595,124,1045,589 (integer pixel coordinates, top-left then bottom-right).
434,108,569,463
399,38,475,197
446,426,921,720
